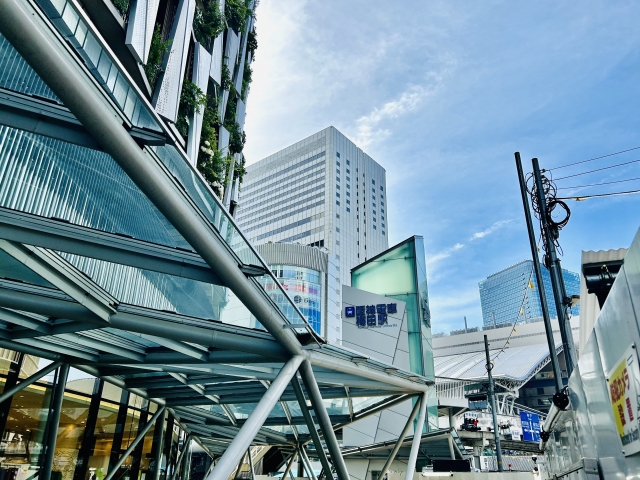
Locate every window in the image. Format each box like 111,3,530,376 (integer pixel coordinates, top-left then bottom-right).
373,217,376,222
372,188,375,194
336,240,340,245
381,215,385,220
382,223,385,227
336,201,340,206
337,168,340,174
336,176,340,182
346,207,350,212
346,199,350,205
337,152,340,158
380,186,384,191
336,213,340,219
346,169,350,174
336,227,340,233
381,208,385,213
537,388,545,395
373,225,377,230
347,184,350,189
336,185,340,190
381,201,385,206
336,193,340,198
346,192,350,197
372,180,375,184
382,231,385,235
337,161,340,167
373,210,376,215
346,159,350,165
346,176,350,182
373,202,376,207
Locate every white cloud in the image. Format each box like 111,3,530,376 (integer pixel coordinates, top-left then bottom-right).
426,242,464,266
469,219,512,240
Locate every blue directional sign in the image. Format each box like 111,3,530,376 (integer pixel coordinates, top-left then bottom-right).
520,411,541,442
346,304,397,328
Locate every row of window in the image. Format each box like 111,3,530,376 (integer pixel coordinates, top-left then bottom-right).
241,168,325,210
242,150,326,192
242,160,325,199
255,216,312,241
238,189,324,224
243,200,324,233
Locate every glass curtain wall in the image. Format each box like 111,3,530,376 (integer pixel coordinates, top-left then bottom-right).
0,357,181,479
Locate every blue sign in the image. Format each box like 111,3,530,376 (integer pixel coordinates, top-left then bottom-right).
345,304,397,328
520,411,541,442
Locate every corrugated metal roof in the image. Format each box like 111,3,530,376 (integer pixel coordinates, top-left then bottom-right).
256,243,328,272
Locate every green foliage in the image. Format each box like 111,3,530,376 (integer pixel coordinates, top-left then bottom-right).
144,25,171,87
193,0,226,45
111,0,129,16
224,0,248,33
234,156,247,183
246,29,258,58
241,62,252,101
226,121,246,155
197,96,226,197
176,80,207,137
220,62,233,91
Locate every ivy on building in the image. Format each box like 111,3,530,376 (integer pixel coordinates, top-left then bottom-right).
247,29,258,58
144,25,171,88
224,0,248,33
176,80,207,137
193,0,226,46
197,95,227,197
111,0,129,17
241,62,252,101
220,62,233,92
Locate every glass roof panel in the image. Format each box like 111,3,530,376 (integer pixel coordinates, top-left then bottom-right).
0,249,55,288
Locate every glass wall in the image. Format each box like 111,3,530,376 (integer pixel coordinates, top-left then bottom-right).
0,356,181,479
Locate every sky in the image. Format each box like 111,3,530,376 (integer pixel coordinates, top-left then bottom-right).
243,0,640,334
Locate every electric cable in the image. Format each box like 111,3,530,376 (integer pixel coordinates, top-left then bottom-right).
558,189,640,201
553,158,640,181
548,146,640,171
557,176,640,190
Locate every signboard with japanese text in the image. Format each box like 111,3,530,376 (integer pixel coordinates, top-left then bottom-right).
519,411,541,443
608,344,640,456
345,303,397,328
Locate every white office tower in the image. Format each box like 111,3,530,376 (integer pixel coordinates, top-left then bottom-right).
237,126,389,340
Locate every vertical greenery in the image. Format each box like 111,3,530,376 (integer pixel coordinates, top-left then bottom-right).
220,62,233,91
224,0,248,33
241,62,252,101
111,0,130,16
193,0,226,45
144,25,172,87
176,80,207,137
246,29,258,58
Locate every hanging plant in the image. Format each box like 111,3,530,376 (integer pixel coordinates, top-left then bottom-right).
224,0,248,33
241,62,252,101
220,62,233,92
193,0,226,45
175,80,207,137
246,29,258,59
144,25,172,88
111,0,129,16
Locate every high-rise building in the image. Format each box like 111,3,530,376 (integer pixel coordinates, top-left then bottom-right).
479,260,580,327
237,126,389,288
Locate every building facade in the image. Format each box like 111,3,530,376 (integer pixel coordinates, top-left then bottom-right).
255,243,341,342
479,260,580,327
237,126,389,288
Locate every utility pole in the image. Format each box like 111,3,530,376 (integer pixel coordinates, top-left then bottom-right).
484,335,503,472
531,158,577,378
464,316,468,333
515,153,564,392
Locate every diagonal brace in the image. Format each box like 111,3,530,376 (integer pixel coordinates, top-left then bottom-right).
0,361,62,404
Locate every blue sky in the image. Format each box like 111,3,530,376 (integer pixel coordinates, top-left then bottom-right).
243,1,640,334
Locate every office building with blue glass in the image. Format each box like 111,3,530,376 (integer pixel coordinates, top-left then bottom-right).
479,260,580,327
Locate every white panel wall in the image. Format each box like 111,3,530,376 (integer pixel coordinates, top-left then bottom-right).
125,0,160,63
186,44,212,166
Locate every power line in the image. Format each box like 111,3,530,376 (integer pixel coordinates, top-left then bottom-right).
557,176,640,190
553,158,640,181
558,188,640,201
548,146,640,171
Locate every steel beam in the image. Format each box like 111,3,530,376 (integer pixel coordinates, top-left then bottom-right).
378,397,422,480
299,446,318,480
0,361,62,404
0,0,304,357
404,392,428,480
171,434,192,480
0,206,223,285
281,452,297,480
299,361,349,480
41,364,69,480
105,406,166,480
291,377,333,478
206,355,303,480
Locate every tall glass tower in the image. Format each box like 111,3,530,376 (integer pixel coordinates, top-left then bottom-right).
479,260,580,327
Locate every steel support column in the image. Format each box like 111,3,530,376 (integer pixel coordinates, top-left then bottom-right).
282,452,297,480
291,377,333,479
171,434,193,480
104,406,166,480
404,392,428,480
152,409,168,480
41,364,70,480
299,446,318,480
299,361,349,480
206,355,303,480
379,396,422,480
